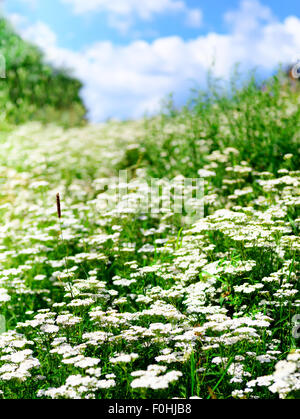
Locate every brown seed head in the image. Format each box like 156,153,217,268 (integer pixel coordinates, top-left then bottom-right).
56,193,61,219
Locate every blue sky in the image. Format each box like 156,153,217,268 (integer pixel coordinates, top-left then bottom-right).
1,0,300,121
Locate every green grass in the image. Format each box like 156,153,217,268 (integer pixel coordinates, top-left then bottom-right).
141,71,299,179
0,69,299,399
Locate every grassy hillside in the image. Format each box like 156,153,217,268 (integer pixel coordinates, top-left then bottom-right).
141,73,300,177
0,18,86,126
0,64,299,398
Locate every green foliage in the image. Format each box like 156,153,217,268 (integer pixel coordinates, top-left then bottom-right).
141,71,300,178
0,18,86,126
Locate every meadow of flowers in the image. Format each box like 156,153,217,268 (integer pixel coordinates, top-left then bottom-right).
0,75,299,399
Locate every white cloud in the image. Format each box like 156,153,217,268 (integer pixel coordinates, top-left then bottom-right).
61,0,203,31
224,0,275,34
7,13,28,28
12,1,300,121
21,21,57,47
185,9,203,28
62,0,185,17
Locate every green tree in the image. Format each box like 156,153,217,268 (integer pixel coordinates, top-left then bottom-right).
0,18,86,126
